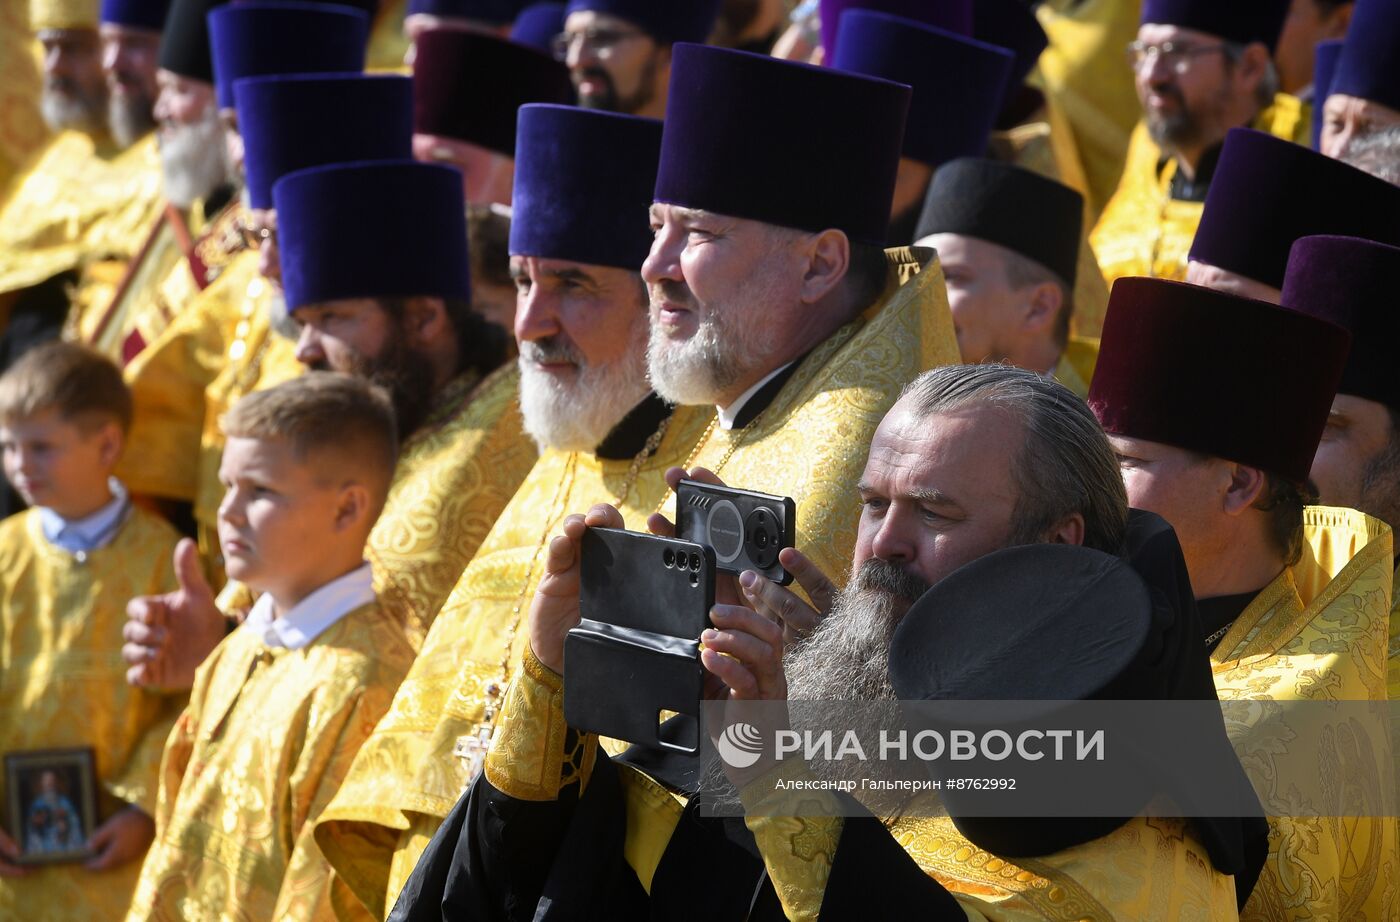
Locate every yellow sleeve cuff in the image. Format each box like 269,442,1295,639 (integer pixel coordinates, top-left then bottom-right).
484,646,596,801
739,763,845,922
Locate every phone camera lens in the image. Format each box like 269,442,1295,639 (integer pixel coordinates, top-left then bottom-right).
663,549,675,568
689,553,701,572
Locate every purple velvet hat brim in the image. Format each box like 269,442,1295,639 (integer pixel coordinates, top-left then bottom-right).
209,1,369,109
1089,278,1350,484
655,43,910,245
234,73,413,209
833,10,1012,167
1282,235,1400,410
1140,0,1290,52
511,2,566,51
1188,128,1400,288
1312,40,1345,149
1332,0,1400,113
275,160,470,311
510,104,660,270
412,28,573,156
100,0,170,31
820,0,971,58
563,0,721,45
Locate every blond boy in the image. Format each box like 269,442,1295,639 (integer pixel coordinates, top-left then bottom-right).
126,374,416,921
0,342,184,920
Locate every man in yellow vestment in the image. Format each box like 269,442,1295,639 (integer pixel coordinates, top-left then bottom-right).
67,0,237,363
1091,0,1309,286
311,102,715,918
0,343,183,920
913,157,1098,396
1280,235,1400,701
1089,277,1397,921
0,0,162,372
390,364,1264,921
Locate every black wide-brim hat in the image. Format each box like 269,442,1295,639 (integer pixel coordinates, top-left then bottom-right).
1088,277,1351,485
1188,129,1400,289
1283,235,1400,412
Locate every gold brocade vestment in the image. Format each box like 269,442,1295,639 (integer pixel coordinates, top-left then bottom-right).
313,403,716,917
126,601,415,922
361,365,536,649
0,131,164,298
1090,95,1310,288
487,650,1241,922
0,506,184,920
1212,507,1397,922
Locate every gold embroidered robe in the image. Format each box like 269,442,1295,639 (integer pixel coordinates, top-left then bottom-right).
1091,95,1310,288
361,365,536,649
126,599,416,922
1389,562,1399,699
117,249,302,576
313,402,716,917
488,648,1241,922
1213,507,1396,922
0,505,185,921
0,131,164,299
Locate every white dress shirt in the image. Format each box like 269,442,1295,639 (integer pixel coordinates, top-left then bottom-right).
717,363,793,431
241,562,375,650
38,477,130,554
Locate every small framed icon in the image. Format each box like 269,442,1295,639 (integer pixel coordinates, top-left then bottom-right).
4,748,97,865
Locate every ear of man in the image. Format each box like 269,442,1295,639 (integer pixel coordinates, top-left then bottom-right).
1222,462,1268,517
798,228,852,306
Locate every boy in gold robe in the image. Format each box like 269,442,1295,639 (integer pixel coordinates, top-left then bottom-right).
126,372,415,921
0,342,183,919
1089,277,1397,922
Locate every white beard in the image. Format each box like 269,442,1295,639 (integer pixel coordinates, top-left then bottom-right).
646,295,780,407
159,110,231,208
518,322,651,453
108,93,154,148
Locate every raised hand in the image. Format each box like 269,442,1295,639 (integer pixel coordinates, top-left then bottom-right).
739,546,837,645
528,503,625,674
123,539,225,690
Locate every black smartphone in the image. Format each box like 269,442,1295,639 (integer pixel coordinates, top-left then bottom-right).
563,527,716,753
674,480,797,586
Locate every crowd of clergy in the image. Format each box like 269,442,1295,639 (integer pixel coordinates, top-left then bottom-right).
0,0,1397,918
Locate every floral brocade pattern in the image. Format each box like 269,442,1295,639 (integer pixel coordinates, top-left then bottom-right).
0,131,164,295
0,507,184,919
127,603,415,922
1213,508,1397,922
368,365,537,650
315,402,717,911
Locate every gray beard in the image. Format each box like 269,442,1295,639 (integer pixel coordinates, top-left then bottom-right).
645,285,782,408
159,111,231,208
518,324,651,453
41,87,105,135
108,93,155,148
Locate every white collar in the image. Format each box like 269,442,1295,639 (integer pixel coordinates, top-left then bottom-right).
37,478,129,554
717,363,793,431
242,563,375,650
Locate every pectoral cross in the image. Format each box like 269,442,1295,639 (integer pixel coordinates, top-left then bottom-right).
453,682,504,787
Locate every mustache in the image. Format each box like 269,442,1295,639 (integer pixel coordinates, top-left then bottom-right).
649,279,696,309
851,558,932,606
520,336,582,365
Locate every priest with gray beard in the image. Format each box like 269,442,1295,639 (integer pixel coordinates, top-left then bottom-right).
391,363,1268,920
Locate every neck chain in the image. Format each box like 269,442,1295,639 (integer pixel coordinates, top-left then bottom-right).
1204,620,1235,649
456,413,672,782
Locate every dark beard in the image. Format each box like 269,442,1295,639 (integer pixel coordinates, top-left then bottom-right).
1359,434,1400,533
575,51,659,115
310,326,436,439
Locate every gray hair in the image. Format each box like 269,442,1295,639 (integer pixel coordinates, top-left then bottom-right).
897,364,1129,553
1342,126,1400,185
